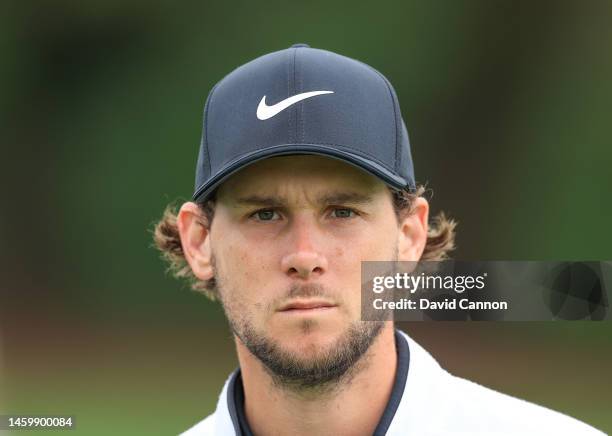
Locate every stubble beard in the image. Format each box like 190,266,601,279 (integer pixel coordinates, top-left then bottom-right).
232,313,385,394
214,265,390,394
213,244,398,394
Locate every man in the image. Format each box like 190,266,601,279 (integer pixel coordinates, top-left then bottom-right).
154,44,604,435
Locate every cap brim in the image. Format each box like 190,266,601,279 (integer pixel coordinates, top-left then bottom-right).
192,144,414,202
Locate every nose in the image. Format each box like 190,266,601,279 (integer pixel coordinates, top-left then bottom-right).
280,218,328,280
282,251,328,279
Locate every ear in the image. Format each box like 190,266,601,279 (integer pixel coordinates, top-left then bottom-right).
177,202,214,280
397,197,429,261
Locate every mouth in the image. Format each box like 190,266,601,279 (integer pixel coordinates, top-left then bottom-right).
279,300,337,313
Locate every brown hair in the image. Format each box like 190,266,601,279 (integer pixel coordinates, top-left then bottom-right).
153,185,456,300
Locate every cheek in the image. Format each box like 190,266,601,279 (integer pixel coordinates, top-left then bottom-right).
335,226,397,261
216,238,274,293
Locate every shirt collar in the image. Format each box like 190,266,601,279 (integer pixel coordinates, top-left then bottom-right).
226,328,410,436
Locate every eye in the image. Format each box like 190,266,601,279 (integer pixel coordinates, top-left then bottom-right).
331,208,356,219
250,209,280,221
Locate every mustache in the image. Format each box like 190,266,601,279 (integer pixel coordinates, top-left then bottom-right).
268,283,336,312
287,282,328,299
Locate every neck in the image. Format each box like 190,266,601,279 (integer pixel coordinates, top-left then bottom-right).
235,322,398,436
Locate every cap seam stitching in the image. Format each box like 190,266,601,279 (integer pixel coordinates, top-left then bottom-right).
298,50,305,142
203,83,219,177
353,58,400,172
371,69,400,172
289,48,296,143
294,47,300,143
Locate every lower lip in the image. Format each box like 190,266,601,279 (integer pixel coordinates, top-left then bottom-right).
280,306,337,315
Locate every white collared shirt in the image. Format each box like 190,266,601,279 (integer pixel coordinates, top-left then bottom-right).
181,329,605,435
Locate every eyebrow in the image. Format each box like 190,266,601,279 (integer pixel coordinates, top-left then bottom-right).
233,192,375,207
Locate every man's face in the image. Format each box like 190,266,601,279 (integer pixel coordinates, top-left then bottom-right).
208,155,402,386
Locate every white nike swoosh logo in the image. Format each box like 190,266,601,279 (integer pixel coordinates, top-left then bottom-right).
256,90,334,120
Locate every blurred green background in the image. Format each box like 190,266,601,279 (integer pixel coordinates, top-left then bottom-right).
1,0,611,434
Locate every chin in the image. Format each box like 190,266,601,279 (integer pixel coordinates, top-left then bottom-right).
276,320,345,351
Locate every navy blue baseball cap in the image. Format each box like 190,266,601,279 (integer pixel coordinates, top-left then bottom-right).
192,43,416,203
